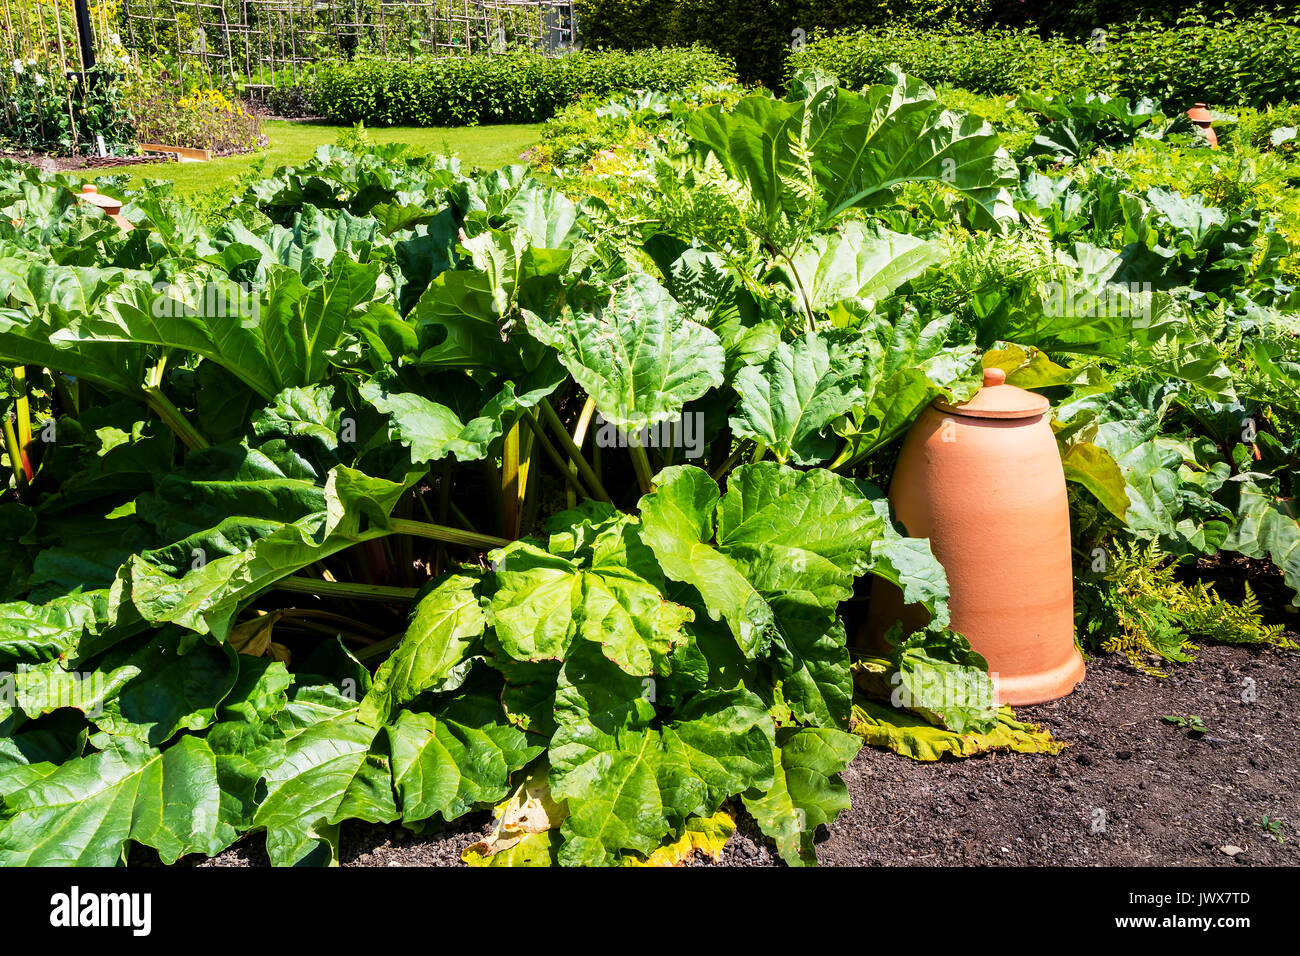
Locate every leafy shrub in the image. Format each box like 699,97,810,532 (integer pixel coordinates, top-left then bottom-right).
790,13,1300,107
987,0,1288,34
1102,12,1300,108
789,26,1094,98
573,0,991,88
309,48,734,126
255,85,319,119
575,0,1295,89
123,83,264,155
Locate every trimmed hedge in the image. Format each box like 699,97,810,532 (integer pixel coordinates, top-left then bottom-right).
573,2,1300,95
572,0,989,88
308,48,734,126
787,14,1300,108
788,26,1093,98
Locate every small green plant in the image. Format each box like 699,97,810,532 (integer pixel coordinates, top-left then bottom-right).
1162,714,1208,733
337,121,373,153
1077,542,1293,676
1255,814,1287,843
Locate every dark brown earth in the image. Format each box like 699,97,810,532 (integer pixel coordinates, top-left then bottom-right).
189,637,1299,868
1,142,263,173
0,151,147,172
823,640,1299,867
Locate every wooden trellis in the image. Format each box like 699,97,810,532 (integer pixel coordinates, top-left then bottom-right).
0,0,125,150
117,0,576,90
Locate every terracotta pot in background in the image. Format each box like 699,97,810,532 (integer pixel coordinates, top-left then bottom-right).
79,184,133,231
1187,103,1218,148
863,367,1085,705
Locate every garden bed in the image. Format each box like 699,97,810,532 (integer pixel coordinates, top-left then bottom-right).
162,639,1298,867
4,57,1300,870
0,151,176,173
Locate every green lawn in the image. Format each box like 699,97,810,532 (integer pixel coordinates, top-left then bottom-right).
81,121,543,199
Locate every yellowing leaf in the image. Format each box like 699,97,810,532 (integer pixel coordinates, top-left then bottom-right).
461,765,568,866
228,611,291,662
628,810,735,867
463,830,559,867
850,698,1065,761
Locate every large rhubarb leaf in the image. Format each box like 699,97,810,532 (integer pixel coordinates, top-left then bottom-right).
0,261,148,396
789,222,942,313
741,726,861,867
850,699,1064,761
251,713,397,866
767,599,852,728
854,628,997,734
637,465,776,657
833,305,983,465
90,635,240,746
54,257,380,399
1223,477,1300,600
129,465,417,640
387,708,540,828
686,69,1016,237
713,463,883,606
549,687,774,866
0,736,231,866
359,368,562,466
489,508,693,676
729,330,865,465
807,70,1018,227
0,590,127,666
525,272,724,431
359,572,487,727
640,463,938,659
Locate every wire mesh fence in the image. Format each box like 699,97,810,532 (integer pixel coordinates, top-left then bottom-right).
118,0,577,89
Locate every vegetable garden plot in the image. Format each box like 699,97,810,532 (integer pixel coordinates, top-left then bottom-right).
0,70,1297,867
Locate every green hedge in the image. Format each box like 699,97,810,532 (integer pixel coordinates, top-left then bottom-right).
787,14,1300,108
572,1,989,88
308,48,734,126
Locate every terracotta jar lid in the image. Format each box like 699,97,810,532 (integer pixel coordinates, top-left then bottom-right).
79,183,122,214
933,367,1051,419
1187,103,1212,124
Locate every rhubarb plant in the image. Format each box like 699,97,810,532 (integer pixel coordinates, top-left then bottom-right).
1,69,1298,867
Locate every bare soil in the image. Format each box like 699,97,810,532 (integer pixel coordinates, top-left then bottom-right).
0,150,139,173
821,640,1299,867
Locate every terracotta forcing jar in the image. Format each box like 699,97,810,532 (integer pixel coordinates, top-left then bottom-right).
1187,103,1218,148
865,367,1085,705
